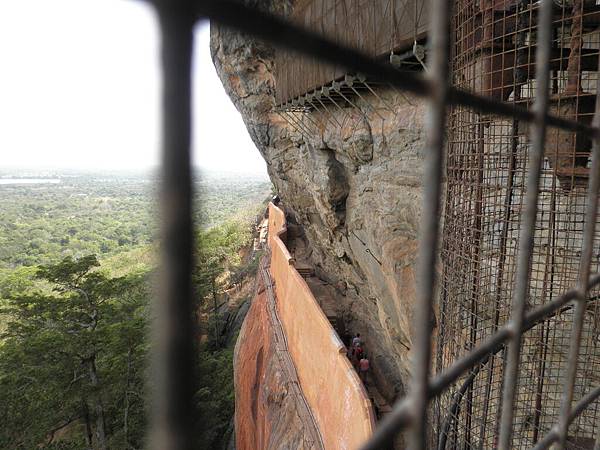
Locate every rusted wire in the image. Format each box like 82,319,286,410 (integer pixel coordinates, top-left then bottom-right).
555,38,600,450
439,1,600,449
497,1,554,448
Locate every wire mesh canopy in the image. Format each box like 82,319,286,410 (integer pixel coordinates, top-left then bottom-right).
274,0,429,106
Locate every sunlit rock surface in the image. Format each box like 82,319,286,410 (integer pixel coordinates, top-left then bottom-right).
211,0,427,438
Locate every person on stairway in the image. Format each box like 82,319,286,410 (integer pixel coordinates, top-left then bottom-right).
352,333,361,348
359,354,370,383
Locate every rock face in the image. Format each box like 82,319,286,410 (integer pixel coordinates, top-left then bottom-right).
211,0,426,404
211,3,427,404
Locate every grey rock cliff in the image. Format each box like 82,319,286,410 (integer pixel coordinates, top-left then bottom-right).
211,1,427,402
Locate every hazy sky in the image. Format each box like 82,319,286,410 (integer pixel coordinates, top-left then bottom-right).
0,0,267,174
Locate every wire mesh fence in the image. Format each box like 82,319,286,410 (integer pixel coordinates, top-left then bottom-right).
437,2,600,448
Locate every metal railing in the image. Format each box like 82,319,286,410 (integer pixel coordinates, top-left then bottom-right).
147,0,600,448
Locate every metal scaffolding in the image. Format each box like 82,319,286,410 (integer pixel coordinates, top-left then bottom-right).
273,0,429,143
437,1,600,448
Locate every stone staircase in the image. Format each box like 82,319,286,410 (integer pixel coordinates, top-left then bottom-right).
295,265,315,278
366,384,393,419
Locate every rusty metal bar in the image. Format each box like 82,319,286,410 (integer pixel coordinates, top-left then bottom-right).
151,2,195,449
363,270,600,450
555,57,600,450
497,1,554,448
530,386,600,450
407,0,451,448
431,272,600,396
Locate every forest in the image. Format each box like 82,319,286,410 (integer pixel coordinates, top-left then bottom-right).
0,169,271,449
0,169,270,268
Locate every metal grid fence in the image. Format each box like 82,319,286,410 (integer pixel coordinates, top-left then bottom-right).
438,1,600,449
148,0,600,449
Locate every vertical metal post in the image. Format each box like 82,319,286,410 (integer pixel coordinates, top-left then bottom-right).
408,0,451,447
152,2,196,450
497,1,554,448
555,65,600,449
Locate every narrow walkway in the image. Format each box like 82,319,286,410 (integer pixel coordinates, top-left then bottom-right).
285,220,393,422
351,350,393,420
258,256,325,450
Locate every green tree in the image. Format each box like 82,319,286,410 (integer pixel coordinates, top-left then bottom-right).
0,256,148,449
194,219,253,348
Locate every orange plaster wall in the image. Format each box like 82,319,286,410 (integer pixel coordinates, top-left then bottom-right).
234,287,271,450
268,203,376,450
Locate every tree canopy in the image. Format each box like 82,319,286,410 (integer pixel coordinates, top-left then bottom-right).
0,256,148,449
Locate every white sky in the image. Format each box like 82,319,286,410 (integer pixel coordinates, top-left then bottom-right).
0,0,267,175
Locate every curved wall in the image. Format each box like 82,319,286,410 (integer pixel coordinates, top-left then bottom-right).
268,203,375,450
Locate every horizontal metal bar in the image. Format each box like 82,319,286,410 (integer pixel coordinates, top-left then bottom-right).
196,0,600,138
530,385,600,450
361,272,600,450
429,329,509,397
432,273,600,396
